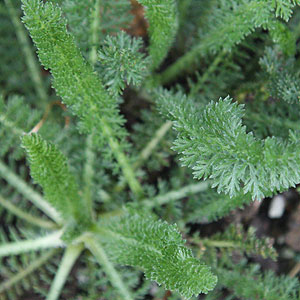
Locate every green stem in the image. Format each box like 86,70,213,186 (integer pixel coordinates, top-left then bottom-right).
0,160,62,224
0,230,64,257
142,181,210,208
46,244,84,300
0,249,58,294
83,133,96,220
82,0,101,220
84,236,134,300
113,120,173,194
4,0,48,108
134,120,173,169
189,51,225,96
89,0,101,65
0,195,57,229
101,119,144,199
200,239,239,248
156,43,205,85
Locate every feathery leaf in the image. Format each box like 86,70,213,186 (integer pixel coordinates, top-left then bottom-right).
95,209,217,299
136,0,178,70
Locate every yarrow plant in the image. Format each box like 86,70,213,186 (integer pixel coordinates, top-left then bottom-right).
1,0,300,299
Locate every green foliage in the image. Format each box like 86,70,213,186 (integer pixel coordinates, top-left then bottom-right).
60,0,132,58
21,133,89,226
204,224,277,260
156,89,300,200
0,95,40,159
260,47,300,104
136,0,178,70
1,0,300,299
158,0,300,83
21,0,127,148
273,0,300,21
96,209,217,298
217,261,300,300
98,31,151,95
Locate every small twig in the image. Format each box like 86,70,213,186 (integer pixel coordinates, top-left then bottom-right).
29,100,69,134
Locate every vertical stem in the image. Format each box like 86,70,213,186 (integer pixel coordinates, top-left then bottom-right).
47,244,84,300
84,236,134,300
82,0,101,219
0,160,62,224
83,133,96,220
101,119,144,199
89,0,101,65
5,0,48,108
134,120,173,169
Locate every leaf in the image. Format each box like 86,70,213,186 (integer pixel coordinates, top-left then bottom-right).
95,209,217,299
136,0,178,70
155,88,300,200
98,31,151,95
22,133,89,225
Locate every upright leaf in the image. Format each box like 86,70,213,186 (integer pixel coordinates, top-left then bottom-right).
21,0,143,198
22,133,89,224
137,0,178,70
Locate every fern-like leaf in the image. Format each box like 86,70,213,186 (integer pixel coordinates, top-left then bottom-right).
272,0,300,21
155,89,300,200
21,0,127,151
21,133,89,227
95,209,217,299
136,0,178,70
97,31,150,95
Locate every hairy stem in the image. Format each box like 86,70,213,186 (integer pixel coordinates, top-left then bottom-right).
0,195,57,229
47,244,84,300
0,249,58,294
84,236,134,300
4,0,47,108
0,230,64,257
0,160,62,224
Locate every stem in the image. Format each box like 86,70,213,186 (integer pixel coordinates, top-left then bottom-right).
46,244,84,300
157,44,205,85
0,195,57,229
83,133,96,220
101,119,144,199
142,181,210,208
0,230,64,257
4,0,48,108
89,0,101,65
82,0,101,219
200,240,239,248
134,120,173,169
189,51,225,96
113,120,173,194
0,160,62,224
84,236,134,300
0,249,58,294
